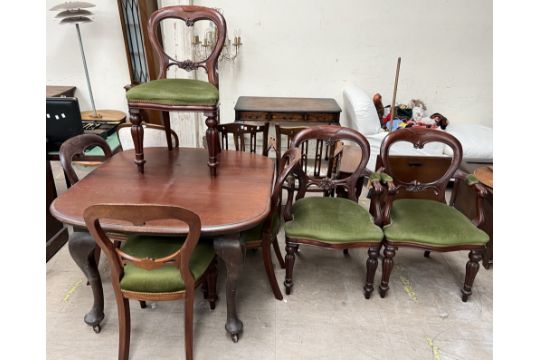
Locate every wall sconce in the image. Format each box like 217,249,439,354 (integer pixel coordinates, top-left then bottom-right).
191,9,242,62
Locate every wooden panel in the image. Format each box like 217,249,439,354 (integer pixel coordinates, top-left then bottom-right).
271,112,305,121
237,111,268,121
307,112,338,122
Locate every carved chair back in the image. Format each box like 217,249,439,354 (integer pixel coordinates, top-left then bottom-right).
379,128,462,203
84,204,202,294
117,123,179,150
217,123,270,156
275,125,338,179
148,6,226,88
290,125,370,202
59,134,113,187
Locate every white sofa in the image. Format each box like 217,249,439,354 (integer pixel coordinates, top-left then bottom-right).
342,85,493,170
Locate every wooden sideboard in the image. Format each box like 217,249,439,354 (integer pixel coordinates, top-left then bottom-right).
234,96,341,124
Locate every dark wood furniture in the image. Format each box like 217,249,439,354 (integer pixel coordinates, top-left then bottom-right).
46,85,76,98
85,204,218,360
234,96,341,124
454,161,493,269
58,134,114,332
218,122,270,156
217,123,286,278
126,6,226,175
281,126,385,299
50,147,275,342
46,85,76,261
376,128,489,302
116,0,162,125
117,123,180,150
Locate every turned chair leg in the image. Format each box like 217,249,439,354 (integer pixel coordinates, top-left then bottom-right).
461,249,483,302
117,297,131,360
205,110,219,177
284,243,299,295
129,108,145,174
379,245,396,298
363,247,378,299
206,259,219,310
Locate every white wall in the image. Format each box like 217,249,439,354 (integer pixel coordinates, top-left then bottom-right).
46,0,492,146
46,0,130,114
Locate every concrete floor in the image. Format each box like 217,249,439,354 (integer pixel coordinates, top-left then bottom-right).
47,162,492,359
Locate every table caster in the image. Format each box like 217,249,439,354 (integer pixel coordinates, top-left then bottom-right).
93,324,101,334
231,333,239,343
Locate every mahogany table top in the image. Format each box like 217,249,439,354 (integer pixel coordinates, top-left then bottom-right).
51,148,275,236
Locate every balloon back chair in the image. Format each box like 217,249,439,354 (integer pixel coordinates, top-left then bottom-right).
84,204,218,360
377,127,489,301
281,125,385,299
125,5,226,175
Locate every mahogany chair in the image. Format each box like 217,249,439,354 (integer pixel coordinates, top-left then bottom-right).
59,134,114,332
216,122,286,297
376,128,489,301
84,204,218,360
281,125,385,299
117,123,179,151
125,5,226,175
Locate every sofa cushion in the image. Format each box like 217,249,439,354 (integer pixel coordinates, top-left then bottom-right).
342,85,382,135
444,123,493,160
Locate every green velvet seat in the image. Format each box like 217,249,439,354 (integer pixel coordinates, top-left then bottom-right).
383,199,489,246
285,197,384,243
126,79,219,107
120,235,215,293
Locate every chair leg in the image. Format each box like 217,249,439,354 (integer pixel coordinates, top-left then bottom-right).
184,290,194,360
461,250,483,302
424,250,431,258
205,110,219,177
379,245,396,298
363,247,378,299
284,243,299,295
139,301,147,309
206,259,219,310
117,297,130,360
129,108,145,174
262,234,284,300
343,249,349,256
272,236,286,269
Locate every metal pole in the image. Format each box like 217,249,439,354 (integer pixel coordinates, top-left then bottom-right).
76,23,99,118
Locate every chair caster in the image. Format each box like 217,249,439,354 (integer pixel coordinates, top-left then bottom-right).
231,333,239,343
378,287,388,298
363,291,371,299
461,292,470,302
92,324,101,334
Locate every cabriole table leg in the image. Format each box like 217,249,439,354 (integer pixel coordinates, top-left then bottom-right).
68,231,105,333
214,235,246,342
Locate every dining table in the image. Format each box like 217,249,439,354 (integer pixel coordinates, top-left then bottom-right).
50,147,276,342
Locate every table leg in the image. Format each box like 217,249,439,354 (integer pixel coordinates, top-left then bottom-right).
129,108,145,174
68,231,105,333
213,235,245,343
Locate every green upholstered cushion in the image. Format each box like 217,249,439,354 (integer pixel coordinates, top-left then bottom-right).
284,197,383,243
126,79,219,106
243,211,282,243
119,235,215,293
383,199,489,246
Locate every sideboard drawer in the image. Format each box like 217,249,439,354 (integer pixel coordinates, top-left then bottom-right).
271,112,305,121
237,111,268,121
307,112,338,122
